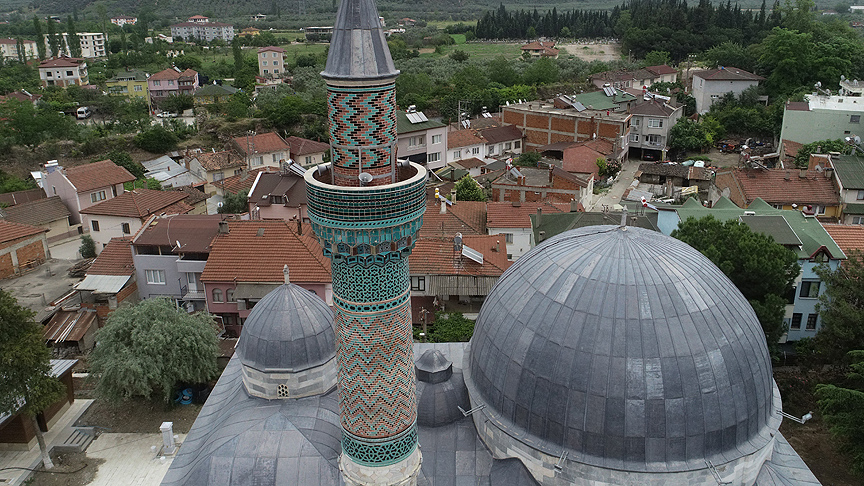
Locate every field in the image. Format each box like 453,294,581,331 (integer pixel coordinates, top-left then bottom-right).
559,42,622,62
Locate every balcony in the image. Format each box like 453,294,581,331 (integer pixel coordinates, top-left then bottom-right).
181,285,206,300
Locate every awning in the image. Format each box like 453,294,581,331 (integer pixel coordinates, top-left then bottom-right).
74,275,131,294
234,283,279,300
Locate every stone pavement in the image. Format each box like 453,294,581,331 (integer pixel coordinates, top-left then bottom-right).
588,157,642,211
86,433,186,486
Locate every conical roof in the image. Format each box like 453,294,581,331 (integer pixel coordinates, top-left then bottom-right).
321,0,399,81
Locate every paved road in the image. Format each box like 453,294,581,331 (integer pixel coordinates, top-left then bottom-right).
588,157,642,211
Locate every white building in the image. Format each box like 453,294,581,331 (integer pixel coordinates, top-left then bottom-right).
692,66,763,114
110,16,138,26
38,57,89,87
44,32,107,58
0,38,38,62
257,46,286,78
396,109,447,170
170,21,235,43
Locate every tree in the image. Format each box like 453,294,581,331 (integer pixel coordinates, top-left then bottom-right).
642,50,670,66
45,19,60,57
428,311,475,342
105,150,144,179
218,190,249,214
515,151,541,167
88,298,219,403
672,216,800,349
79,235,96,258
66,17,81,58
449,49,469,62
159,94,194,114
33,16,46,60
814,252,864,361
134,126,179,153
668,118,715,152
454,175,486,202
0,290,66,469
815,350,864,473
522,57,559,86
794,139,847,169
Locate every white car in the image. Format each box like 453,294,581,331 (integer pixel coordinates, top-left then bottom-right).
157,112,178,118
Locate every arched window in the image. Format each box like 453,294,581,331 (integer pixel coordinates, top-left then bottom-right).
212,288,223,303
226,289,235,302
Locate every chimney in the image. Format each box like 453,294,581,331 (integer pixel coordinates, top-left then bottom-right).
798,169,807,179
548,165,554,183
451,189,457,205
570,198,579,212
784,171,791,180
620,206,629,227
283,265,290,284
218,221,229,234
495,240,500,252
297,217,302,235
440,199,447,214
536,207,542,227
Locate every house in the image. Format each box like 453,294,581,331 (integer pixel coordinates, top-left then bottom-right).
491,165,593,207
588,65,678,90
477,125,523,158
148,67,200,104
187,15,210,23
304,26,333,41
193,83,238,105
38,57,88,87
823,224,864,259
502,99,631,156
73,237,138,322
656,196,846,341
0,196,73,243
643,64,679,84
628,98,684,159
487,201,571,260
779,79,864,145
41,160,135,225
0,220,49,278
0,89,43,105
447,129,486,163
257,46,286,78
570,89,639,112
285,136,329,167
0,188,45,207
141,156,201,189
232,132,289,170
713,168,841,219
638,163,713,198
0,38,37,61
110,16,138,26
449,158,487,177
186,151,245,194
520,41,559,58
170,20,235,42
540,139,615,180
169,186,209,214
830,154,864,224
247,169,308,221
531,208,659,246
0,360,76,451
421,197,486,238
105,69,149,99
396,109,447,169
79,188,193,253
131,214,225,312
692,66,764,114
212,167,269,198
44,32,107,58
200,220,332,336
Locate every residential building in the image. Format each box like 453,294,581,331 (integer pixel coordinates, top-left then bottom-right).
692,66,764,114
247,169,308,221
447,128,486,163
148,67,199,104
110,16,138,26
44,32,107,58
638,163,713,198
478,125,523,158
193,83,238,105
449,158,487,177
239,27,261,37
285,136,329,167
105,69,149,98
419,199,486,238
131,214,224,312
187,15,210,23
0,38,37,61
200,220,332,335
257,46,286,78
491,165,593,207
79,188,193,253
169,186,209,214
589,65,678,90
0,196,73,243
304,26,333,41
251,14,267,21
539,139,615,180
628,98,684,159
170,21,235,42
712,168,841,219
520,40,559,58
779,79,864,145
0,89,42,105
212,167,269,198
232,131,290,169
38,57,88,87
531,208,659,246
830,154,864,223
73,237,138,322
656,196,846,341
396,109,447,169
41,160,135,224
141,156,200,189
570,89,639,112
0,220,49,278
502,98,631,158
487,201,570,260
0,188,44,206
186,151,245,194
823,223,864,258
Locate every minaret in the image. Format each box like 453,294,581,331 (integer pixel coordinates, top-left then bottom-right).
305,0,426,483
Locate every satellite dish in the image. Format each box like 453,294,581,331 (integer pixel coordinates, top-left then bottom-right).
359,172,373,185
816,81,822,88
856,136,862,145
217,201,224,208
176,240,182,248
841,75,846,81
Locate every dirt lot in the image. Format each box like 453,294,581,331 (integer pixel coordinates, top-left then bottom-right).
74,399,202,435
28,451,104,486
560,42,622,62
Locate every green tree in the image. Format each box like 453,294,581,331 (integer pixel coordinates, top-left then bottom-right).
134,126,179,153
559,26,572,38
703,42,752,71
105,150,144,179
0,290,66,469
89,298,219,402
66,17,81,58
79,235,96,258
172,55,202,71
449,49,469,62
668,118,714,152
814,252,864,361
428,311,474,342
522,57,559,86
672,216,800,349
0,170,37,193
642,50,670,66
815,350,864,472
218,190,249,214
454,175,486,201
487,56,519,86
794,138,847,169
159,94,194,114
45,19,60,57
33,16,46,60
515,151,541,167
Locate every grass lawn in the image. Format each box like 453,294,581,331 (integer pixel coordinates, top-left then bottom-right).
420,42,521,61
449,34,467,44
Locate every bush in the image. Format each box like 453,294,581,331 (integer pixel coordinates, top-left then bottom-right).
80,235,96,258
133,126,179,153
515,151,541,167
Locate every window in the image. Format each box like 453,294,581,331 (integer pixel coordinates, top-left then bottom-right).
647,118,663,128
213,171,224,181
857,190,864,200
262,60,268,66
91,190,106,203
472,147,480,155
806,313,818,330
816,205,826,215
263,69,269,74
851,115,861,124
66,70,73,76
168,80,174,86
504,233,514,244
453,150,461,159
514,141,521,149
134,85,142,91
813,252,828,263
154,80,161,86
226,289,235,302
646,134,663,145
799,281,820,298
790,313,802,330
629,133,640,142
488,146,496,155
273,61,279,66
305,156,313,165
121,222,131,234
632,118,640,126
274,69,279,74
91,220,100,232
408,136,425,147
271,195,285,204
431,134,441,144
46,71,53,77
212,288,223,302
252,156,263,167
504,142,512,150
427,152,441,163
410,276,426,291
853,216,864,225
146,269,166,284
52,186,56,195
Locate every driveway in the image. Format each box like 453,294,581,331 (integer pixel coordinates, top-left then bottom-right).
588,157,641,211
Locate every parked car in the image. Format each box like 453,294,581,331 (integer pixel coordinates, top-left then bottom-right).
76,106,92,119
157,111,178,118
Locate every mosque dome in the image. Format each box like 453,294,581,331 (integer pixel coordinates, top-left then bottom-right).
237,284,337,399
415,349,470,427
466,225,777,473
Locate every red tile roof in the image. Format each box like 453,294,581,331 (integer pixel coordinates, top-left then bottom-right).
0,220,47,244
0,91,43,103
79,189,190,218
64,160,136,193
217,167,271,195
285,136,329,156
644,64,677,76
232,132,290,156
1,196,70,226
447,129,485,150
87,237,134,276
419,201,487,237
479,125,522,144
453,158,486,170
258,46,285,53
193,151,244,172
150,67,199,81
487,201,570,228
720,169,840,206
520,41,559,56
409,234,511,276
694,66,764,82
823,224,864,258
782,139,804,158
38,57,85,68
201,220,330,283
563,145,604,176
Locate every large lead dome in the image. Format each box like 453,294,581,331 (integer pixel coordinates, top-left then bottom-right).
466,225,776,471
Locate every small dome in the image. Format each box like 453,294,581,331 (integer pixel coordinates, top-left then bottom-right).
236,284,335,373
416,350,469,427
415,349,453,384
466,226,776,471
